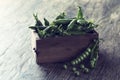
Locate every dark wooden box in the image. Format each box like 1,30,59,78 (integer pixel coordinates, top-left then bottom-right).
31,31,98,64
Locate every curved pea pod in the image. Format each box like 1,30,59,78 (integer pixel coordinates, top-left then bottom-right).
29,26,37,31
77,19,88,27
29,26,46,34
77,6,83,19
67,19,77,30
56,12,65,20
44,18,49,26
33,13,43,26
53,19,72,25
43,26,53,33
37,29,45,38
90,39,99,60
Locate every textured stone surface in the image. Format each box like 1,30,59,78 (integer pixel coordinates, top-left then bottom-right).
0,0,120,80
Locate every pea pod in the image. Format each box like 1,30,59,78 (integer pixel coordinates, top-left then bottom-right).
44,18,49,26
29,26,46,34
37,29,45,38
53,19,72,25
77,19,88,26
90,39,99,60
56,12,65,20
29,26,37,31
77,6,83,19
33,13,43,26
67,19,77,30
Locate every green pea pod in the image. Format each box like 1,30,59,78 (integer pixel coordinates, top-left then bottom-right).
56,12,65,20
37,26,46,30
53,19,72,25
67,19,77,30
44,18,49,26
37,29,45,38
33,13,43,26
90,39,99,60
57,25,64,36
77,6,83,19
29,26,46,33
88,22,98,30
43,26,52,33
29,26,37,31
77,19,87,25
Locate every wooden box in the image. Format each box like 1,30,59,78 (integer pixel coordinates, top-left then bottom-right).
31,31,98,64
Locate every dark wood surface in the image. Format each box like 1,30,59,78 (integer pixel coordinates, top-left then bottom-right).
0,0,120,80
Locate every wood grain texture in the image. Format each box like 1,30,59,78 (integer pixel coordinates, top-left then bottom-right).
0,0,120,80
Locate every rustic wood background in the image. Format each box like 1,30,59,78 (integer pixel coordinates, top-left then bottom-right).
0,0,120,80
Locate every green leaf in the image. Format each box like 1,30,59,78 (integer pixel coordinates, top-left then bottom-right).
44,18,49,26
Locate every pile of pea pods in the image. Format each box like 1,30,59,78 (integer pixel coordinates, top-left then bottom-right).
29,6,99,76
29,6,98,39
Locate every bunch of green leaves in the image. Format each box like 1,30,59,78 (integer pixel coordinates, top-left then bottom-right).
29,6,98,39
